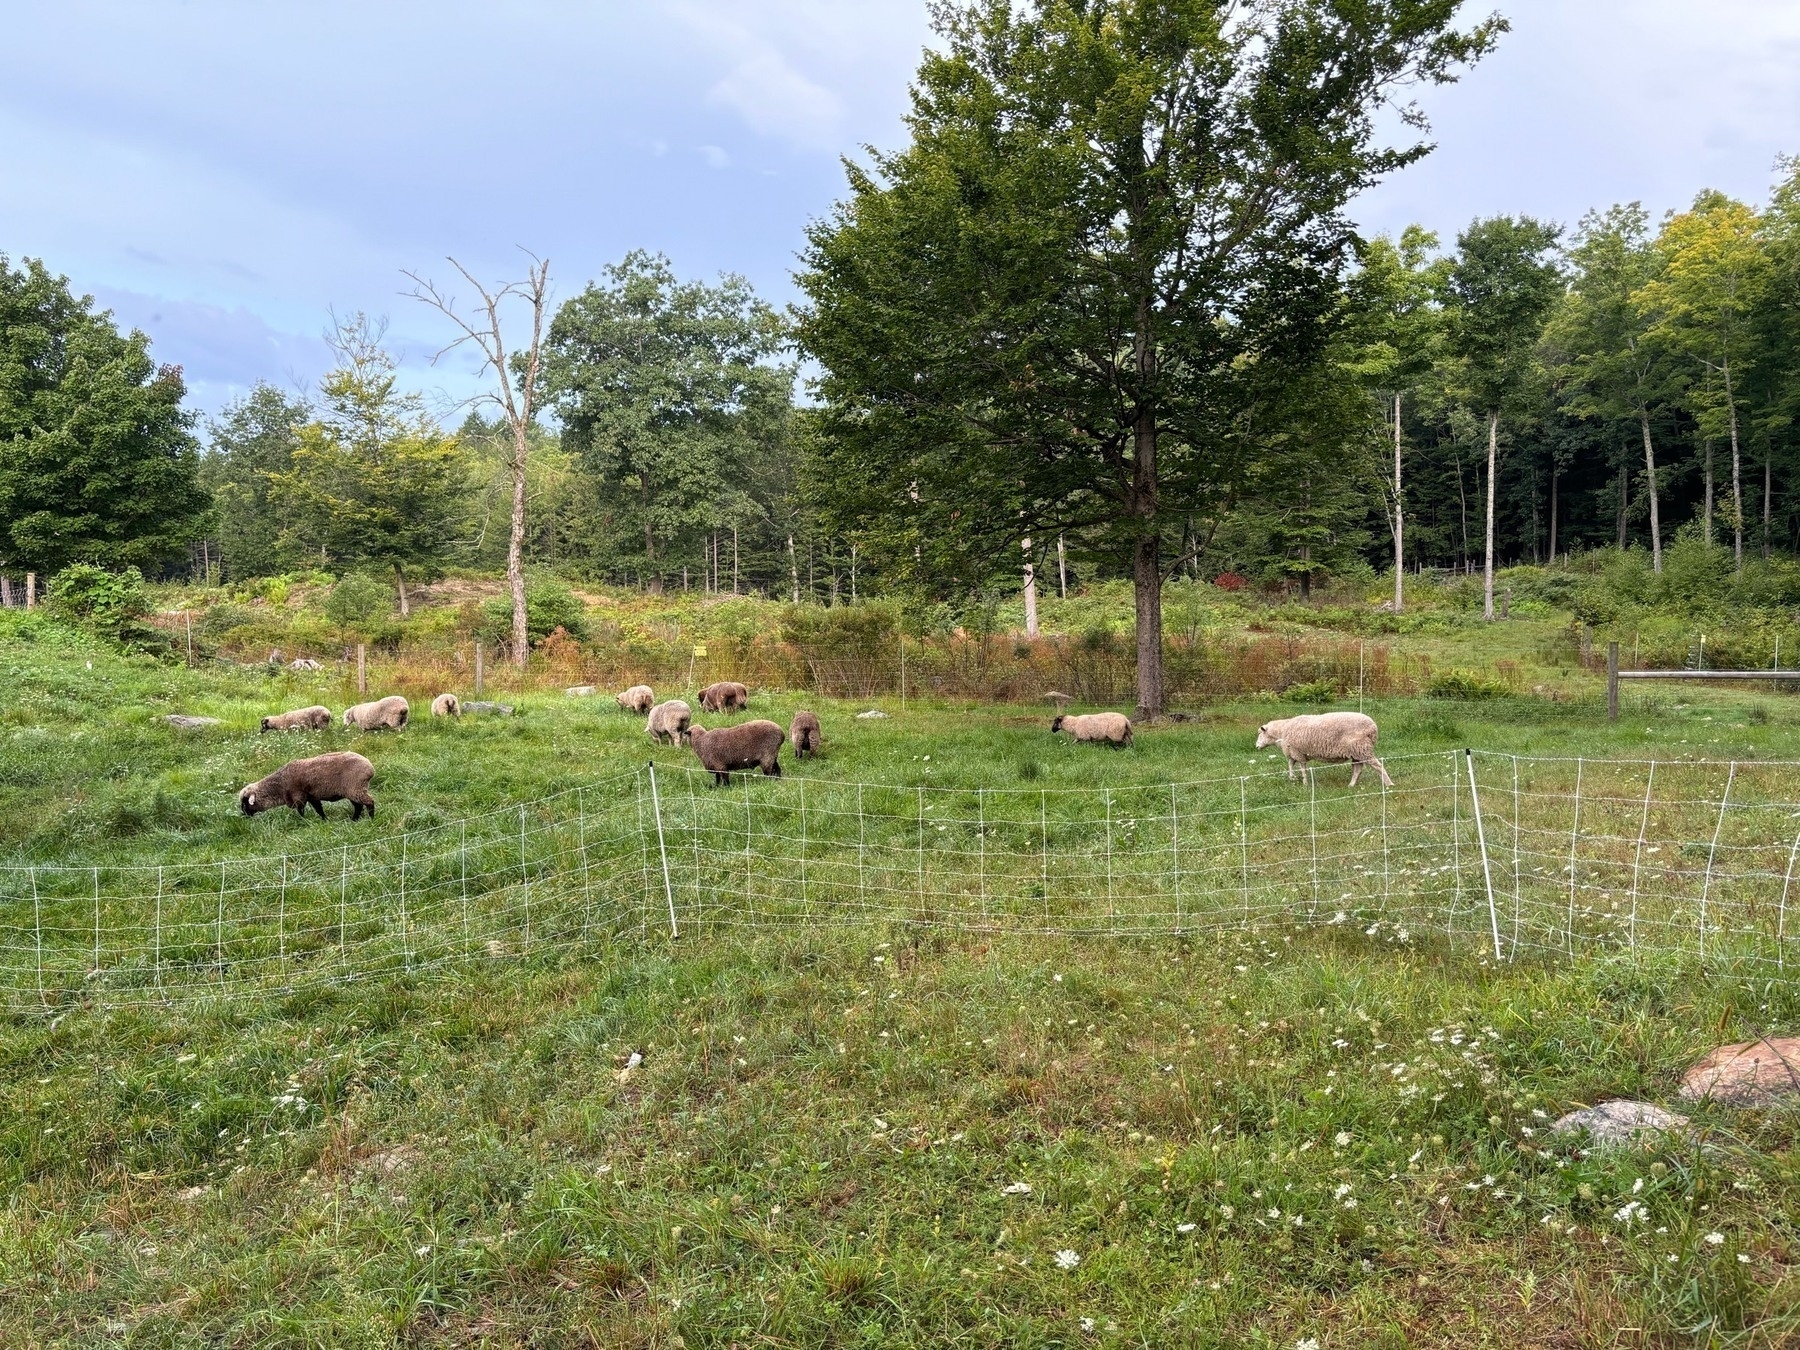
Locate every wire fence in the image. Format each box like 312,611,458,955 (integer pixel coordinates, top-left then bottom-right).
4,753,1800,1015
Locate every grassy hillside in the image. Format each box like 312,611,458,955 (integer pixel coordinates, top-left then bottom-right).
4,618,1800,1343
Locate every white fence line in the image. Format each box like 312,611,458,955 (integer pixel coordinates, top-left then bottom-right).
3,753,1800,1014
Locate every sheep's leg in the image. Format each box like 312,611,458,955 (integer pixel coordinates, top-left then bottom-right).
1349,760,1362,788
313,798,329,819
1370,756,1394,788
766,758,782,777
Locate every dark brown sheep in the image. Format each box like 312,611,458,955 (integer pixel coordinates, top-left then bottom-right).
790,710,821,759
238,751,376,820
698,681,749,713
688,720,784,786
260,705,331,732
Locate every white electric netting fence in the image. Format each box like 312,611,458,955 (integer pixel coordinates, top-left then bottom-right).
4,752,1800,1015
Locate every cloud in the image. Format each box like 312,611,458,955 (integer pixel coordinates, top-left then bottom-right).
699,144,732,170
705,45,845,150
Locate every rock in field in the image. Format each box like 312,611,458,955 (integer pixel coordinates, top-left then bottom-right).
461,701,514,716
164,715,220,730
1679,1037,1800,1107
566,685,597,697
856,710,890,720
1550,1100,1688,1148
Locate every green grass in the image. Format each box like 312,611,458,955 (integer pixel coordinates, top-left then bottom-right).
5,620,1800,1344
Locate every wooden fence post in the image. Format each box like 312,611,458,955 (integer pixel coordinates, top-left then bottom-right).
357,643,367,697
475,643,485,697
24,572,35,609
1607,641,1619,724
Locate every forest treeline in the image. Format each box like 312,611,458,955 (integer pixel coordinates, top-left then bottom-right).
3,3,1798,697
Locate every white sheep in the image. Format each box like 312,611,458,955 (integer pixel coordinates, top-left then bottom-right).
1051,712,1133,747
1255,711,1392,787
342,695,410,731
431,693,460,717
617,685,655,714
647,699,691,745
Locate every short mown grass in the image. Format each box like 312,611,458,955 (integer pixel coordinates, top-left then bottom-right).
4,624,1800,1343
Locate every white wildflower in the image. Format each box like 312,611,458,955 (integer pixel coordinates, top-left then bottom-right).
1176,1222,1197,1234
1002,1182,1033,1195
1334,1130,1352,1146
1053,1249,1081,1270
1705,1231,1725,1246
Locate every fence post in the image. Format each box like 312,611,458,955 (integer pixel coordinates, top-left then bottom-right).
1509,756,1522,958
1778,822,1799,973
357,643,367,697
1567,758,1583,956
475,643,485,697
647,761,679,938
1629,762,1655,956
1170,783,1182,935
1239,779,1251,928
977,788,987,925
1104,788,1115,934
1607,642,1620,723
153,866,164,999
24,571,34,609
30,865,44,1010
519,804,532,950
1699,763,1736,963
1307,772,1319,919
1448,752,1461,941
93,866,103,981
1464,751,1504,963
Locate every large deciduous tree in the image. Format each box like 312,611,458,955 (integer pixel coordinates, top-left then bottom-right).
1641,192,1768,568
1548,205,1675,571
1342,226,1445,608
796,0,1502,716
0,254,208,575
268,315,471,614
201,382,311,581
1441,216,1563,619
542,251,790,595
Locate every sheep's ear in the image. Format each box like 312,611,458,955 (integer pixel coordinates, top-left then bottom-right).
245,793,255,808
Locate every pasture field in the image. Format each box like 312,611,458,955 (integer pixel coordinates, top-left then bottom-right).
4,626,1800,1345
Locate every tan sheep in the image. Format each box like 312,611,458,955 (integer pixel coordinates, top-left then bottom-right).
343,696,410,731
648,699,691,746
617,685,655,714
789,710,821,759
698,681,749,714
239,751,375,820
259,705,331,733
1051,712,1134,747
1255,711,1392,787
689,720,784,786
431,693,460,717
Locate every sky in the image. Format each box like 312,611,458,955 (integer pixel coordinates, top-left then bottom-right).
4,0,1798,427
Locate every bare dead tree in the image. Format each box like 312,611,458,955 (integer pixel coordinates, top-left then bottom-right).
405,252,550,668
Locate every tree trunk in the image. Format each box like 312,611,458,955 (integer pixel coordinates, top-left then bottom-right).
1642,413,1662,573
1548,462,1557,564
395,565,410,618
1392,392,1404,613
507,442,528,667
1022,536,1038,638
1058,534,1067,599
1765,453,1773,562
1454,448,1469,573
851,542,858,603
1704,440,1715,547
733,527,739,594
788,535,800,603
1483,410,1498,621
1617,457,1628,550
1727,358,1743,568
1133,532,1164,718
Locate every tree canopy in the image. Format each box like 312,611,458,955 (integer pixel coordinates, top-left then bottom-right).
0,254,208,575
796,0,1503,712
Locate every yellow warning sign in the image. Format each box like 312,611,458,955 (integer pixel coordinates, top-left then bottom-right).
693,645,707,657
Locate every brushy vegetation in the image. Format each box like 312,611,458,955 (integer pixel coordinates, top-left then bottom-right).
5,598,1800,1343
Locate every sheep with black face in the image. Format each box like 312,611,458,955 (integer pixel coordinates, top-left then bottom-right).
239,751,376,821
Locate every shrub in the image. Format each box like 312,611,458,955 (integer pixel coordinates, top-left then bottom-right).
1280,678,1339,704
1213,572,1246,592
325,573,394,628
1425,669,1509,700
47,564,151,642
480,574,590,645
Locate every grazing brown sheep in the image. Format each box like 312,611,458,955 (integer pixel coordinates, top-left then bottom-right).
239,752,375,820
617,685,655,714
790,710,821,759
431,693,460,717
689,720,784,786
260,705,331,732
698,681,749,713
343,696,409,731
1051,711,1134,747
647,699,691,746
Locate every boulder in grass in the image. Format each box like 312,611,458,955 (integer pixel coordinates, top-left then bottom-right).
1679,1037,1800,1108
566,685,597,697
1549,1100,1687,1149
856,710,890,720
165,715,220,730
461,701,514,716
